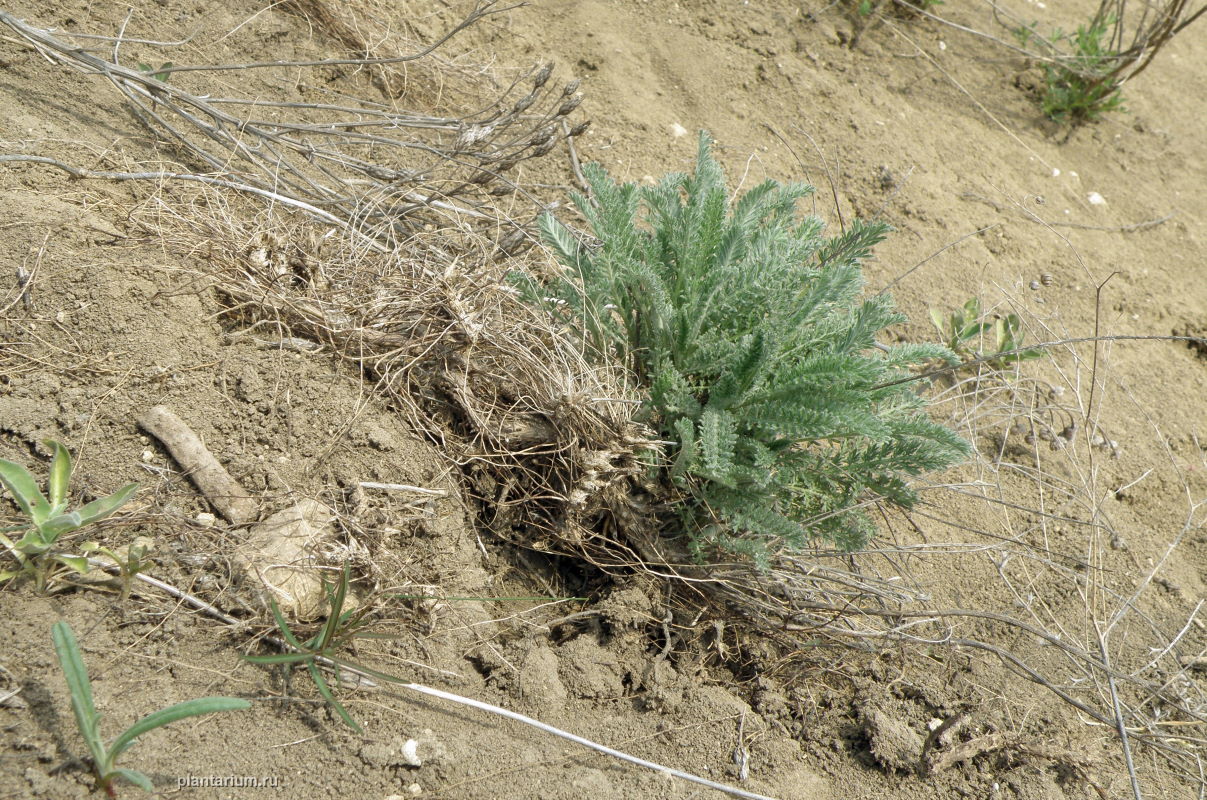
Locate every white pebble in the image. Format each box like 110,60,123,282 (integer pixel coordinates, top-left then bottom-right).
195,512,217,527
1088,191,1106,205
400,739,422,767
670,122,688,138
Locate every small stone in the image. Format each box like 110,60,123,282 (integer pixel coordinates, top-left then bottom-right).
400,739,422,767
195,512,216,527
669,122,688,138
1087,191,1106,205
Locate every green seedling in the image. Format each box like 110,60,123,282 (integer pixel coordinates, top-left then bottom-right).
1041,16,1125,122
0,441,138,592
80,537,154,602
52,620,249,797
1013,16,1125,123
136,61,173,83
1012,20,1039,48
855,0,941,21
930,297,990,361
245,562,398,733
930,298,1043,369
136,62,173,106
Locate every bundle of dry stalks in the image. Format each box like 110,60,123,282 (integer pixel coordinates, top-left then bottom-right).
0,3,588,251
966,0,1207,85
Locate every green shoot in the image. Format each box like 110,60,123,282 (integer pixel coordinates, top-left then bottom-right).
80,537,154,602
244,561,398,733
0,441,138,593
136,61,173,83
930,298,1043,369
1041,16,1125,122
52,620,248,796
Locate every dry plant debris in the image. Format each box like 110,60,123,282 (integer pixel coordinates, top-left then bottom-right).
139,405,350,620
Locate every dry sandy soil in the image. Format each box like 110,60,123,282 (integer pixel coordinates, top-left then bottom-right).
2,1,1206,799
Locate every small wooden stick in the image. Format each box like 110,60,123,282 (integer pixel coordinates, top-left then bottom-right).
138,405,259,524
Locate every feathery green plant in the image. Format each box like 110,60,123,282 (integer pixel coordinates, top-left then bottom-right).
522,132,968,561
52,620,248,796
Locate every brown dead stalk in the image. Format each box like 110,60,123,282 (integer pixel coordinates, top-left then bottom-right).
0,5,588,247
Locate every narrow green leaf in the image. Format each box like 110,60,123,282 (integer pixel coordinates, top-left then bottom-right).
314,562,351,652
73,483,139,527
53,555,90,574
320,654,408,686
244,652,313,665
266,597,305,651
45,441,71,514
109,697,250,758
538,213,584,268
39,511,83,541
108,767,154,792
0,459,50,525
670,416,697,484
307,661,362,733
51,622,105,761
699,408,738,486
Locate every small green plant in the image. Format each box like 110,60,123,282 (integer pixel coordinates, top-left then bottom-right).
929,297,1043,369
1041,16,1125,122
523,132,968,561
245,562,392,733
136,61,173,83
1012,20,1039,48
854,0,942,21
52,620,249,796
80,537,154,602
0,441,138,592
1011,1,1206,123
